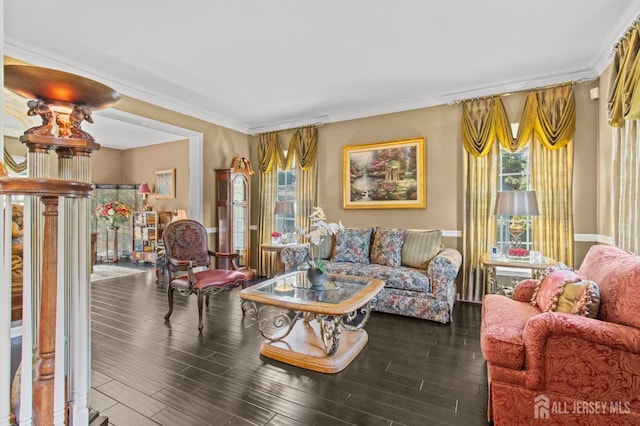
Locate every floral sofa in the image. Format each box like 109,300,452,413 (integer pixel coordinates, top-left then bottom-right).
481,244,640,425
281,227,462,323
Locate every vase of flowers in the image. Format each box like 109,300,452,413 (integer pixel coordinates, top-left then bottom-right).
96,201,132,228
304,207,343,289
271,230,282,244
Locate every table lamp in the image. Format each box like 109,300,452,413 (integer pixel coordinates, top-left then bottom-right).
494,190,539,259
138,182,152,211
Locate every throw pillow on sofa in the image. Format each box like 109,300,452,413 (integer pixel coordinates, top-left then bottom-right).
370,227,405,267
531,269,600,318
332,228,373,264
401,229,442,269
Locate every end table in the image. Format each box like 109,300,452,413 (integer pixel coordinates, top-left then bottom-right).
480,252,557,297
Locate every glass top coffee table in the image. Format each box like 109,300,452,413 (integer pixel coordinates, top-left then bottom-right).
239,271,384,373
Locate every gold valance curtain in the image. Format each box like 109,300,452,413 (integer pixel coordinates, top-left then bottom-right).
609,20,640,253
460,86,575,301
256,127,319,276
462,86,575,156
3,149,27,174
608,21,640,126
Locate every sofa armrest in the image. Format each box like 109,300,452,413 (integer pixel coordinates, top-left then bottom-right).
522,312,640,395
512,278,539,302
281,245,309,273
427,248,462,299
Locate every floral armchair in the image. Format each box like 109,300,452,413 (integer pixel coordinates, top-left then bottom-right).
481,245,640,425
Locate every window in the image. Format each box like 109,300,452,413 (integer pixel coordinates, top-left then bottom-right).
275,166,296,233
496,136,533,254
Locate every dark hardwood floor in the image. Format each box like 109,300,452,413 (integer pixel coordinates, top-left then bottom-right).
89,264,489,426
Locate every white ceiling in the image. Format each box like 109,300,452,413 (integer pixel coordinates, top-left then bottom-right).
4,1,640,147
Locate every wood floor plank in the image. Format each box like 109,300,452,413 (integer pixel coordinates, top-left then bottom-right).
83,262,489,425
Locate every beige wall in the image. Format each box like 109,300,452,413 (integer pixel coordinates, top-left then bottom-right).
249,82,601,269
97,95,250,230
91,147,123,183
120,139,190,213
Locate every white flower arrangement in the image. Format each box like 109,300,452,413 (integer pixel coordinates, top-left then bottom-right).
304,207,343,273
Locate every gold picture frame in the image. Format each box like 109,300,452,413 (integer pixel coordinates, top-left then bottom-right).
154,168,176,199
343,137,425,209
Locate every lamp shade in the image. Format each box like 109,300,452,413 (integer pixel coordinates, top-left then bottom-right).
494,191,539,216
274,201,295,215
138,182,151,195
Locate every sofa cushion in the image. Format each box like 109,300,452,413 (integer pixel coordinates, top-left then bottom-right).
332,228,373,264
481,295,542,369
531,269,600,318
325,261,364,276
401,230,442,268
370,227,405,267
360,264,431,293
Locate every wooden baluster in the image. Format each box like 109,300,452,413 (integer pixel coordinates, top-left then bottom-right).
33,196,59,426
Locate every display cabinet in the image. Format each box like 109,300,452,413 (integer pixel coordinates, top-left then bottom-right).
131,210,172,264
216,157,255,280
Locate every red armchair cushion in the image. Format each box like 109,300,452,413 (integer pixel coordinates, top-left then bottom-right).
171,269,246,290
577,245,640,328
481,295,541,369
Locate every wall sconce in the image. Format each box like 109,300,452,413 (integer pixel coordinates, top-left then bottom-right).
494,190,539,259
138,182,152,211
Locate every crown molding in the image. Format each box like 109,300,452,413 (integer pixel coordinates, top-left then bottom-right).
591,1,640,76
2,40,607,136
249,67,598,133
4,40,251,134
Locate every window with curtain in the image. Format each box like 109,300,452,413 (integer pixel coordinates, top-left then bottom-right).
276,163,297,234
496,138,533,254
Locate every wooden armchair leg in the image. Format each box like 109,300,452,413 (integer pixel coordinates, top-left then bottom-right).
164,286,174,320
197,292,205,332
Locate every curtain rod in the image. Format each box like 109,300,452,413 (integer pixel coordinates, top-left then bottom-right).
251,122,324,137
451,78,594,105
613,16,640,49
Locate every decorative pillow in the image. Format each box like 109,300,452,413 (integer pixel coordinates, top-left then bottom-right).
332,228,373,264
401,230,442,269
531,269,600,318
369,227,406,267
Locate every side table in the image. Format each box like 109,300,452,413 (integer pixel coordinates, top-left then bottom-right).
261,242,308,277
480,252,557,297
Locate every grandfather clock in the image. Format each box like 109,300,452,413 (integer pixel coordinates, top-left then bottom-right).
216,157,255,280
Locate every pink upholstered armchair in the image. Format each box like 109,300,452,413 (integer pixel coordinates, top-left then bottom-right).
481,245,640,425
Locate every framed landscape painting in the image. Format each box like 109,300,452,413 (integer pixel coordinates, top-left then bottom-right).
343,137,425,209
155,168,176,199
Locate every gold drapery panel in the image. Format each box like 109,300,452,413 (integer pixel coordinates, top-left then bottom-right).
608,21,640,126
3,149,27,174
257,133,281,276
612,124,640,253
530,139,574,267
291,127,318,233
256,127,319,276
608,21,640,253
462,143,499,302
459,86,575,301
461,86,575,156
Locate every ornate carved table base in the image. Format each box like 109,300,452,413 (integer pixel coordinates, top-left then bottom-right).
239,271,383,374
244,301,371,374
